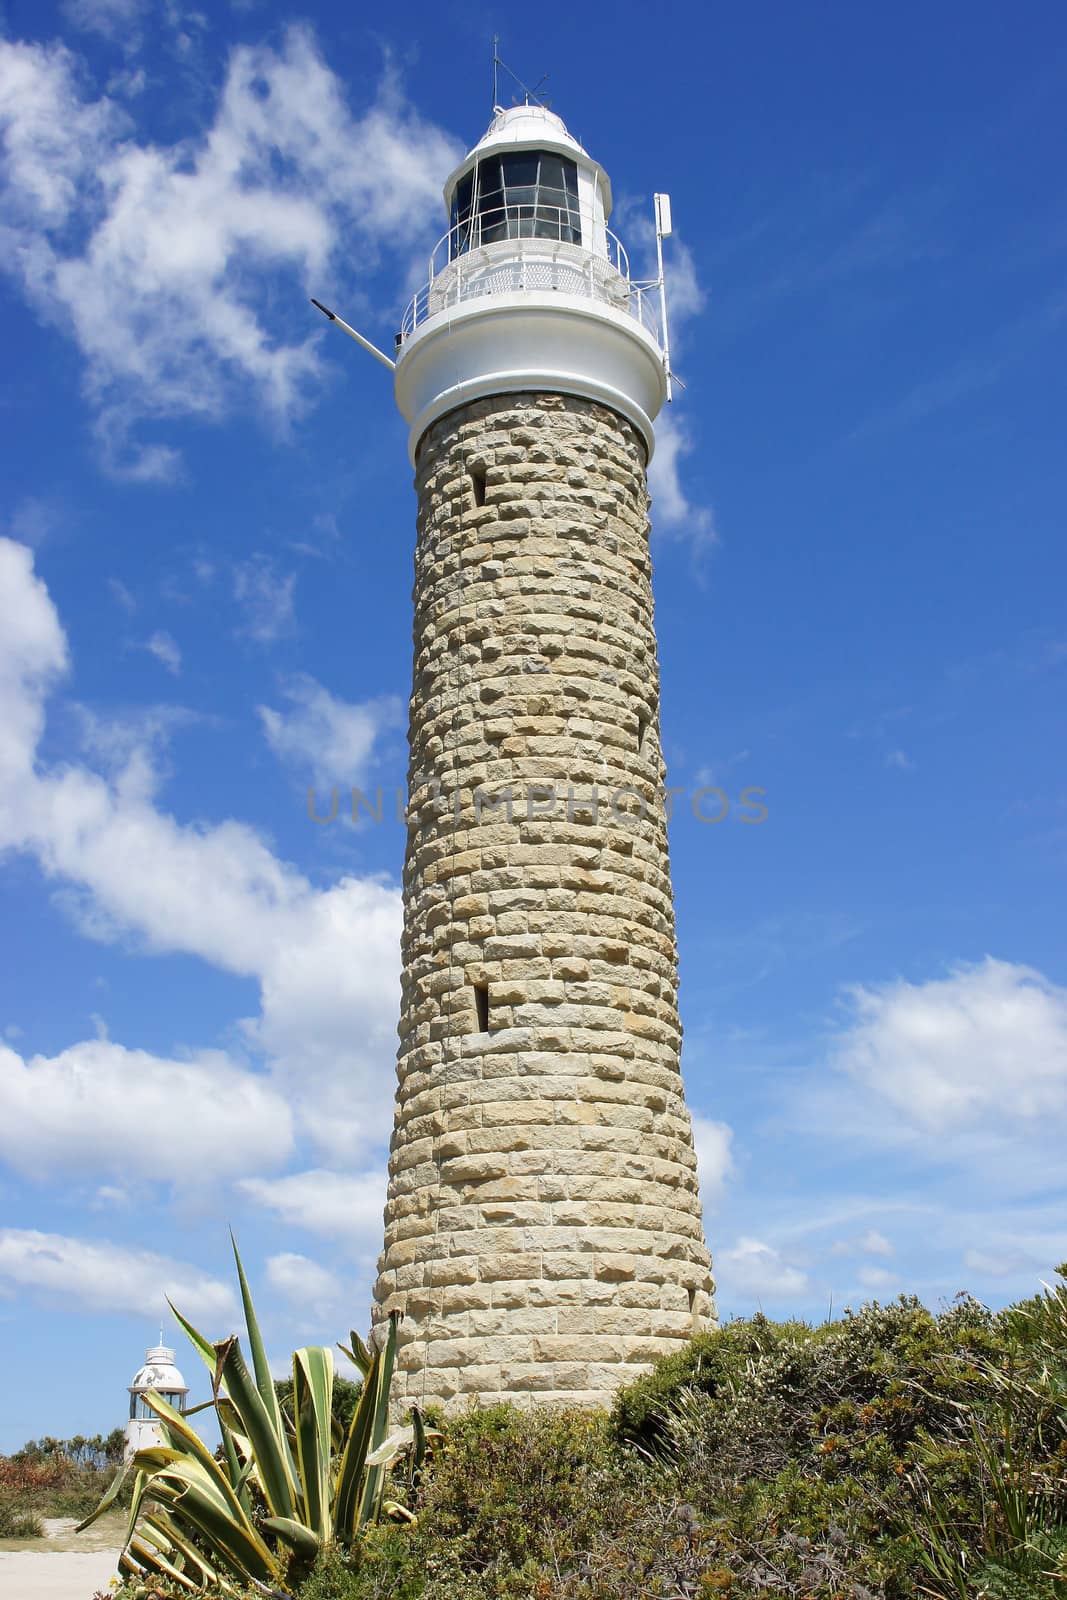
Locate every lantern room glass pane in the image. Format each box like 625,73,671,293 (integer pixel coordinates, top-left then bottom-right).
450,152,581,257
450,171,474,253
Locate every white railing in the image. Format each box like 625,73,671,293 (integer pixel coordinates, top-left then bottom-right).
399,205,662,346
428,203,629,281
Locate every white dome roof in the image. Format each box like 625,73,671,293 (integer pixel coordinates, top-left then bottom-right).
129,1343,188,1395
472,104,586,159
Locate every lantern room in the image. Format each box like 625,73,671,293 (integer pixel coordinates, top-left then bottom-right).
443,104,610,258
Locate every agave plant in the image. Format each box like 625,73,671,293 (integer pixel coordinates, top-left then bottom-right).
79,1238,429,1596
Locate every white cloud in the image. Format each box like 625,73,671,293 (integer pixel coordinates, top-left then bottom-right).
62,0,146,38
833,958,1067,1133
0,1039,293,1187
828,1227,895,1259
885,748,914,771
0,538,403,1167
70,702,201,791
857,1265,894,1291
108,577,137,613
860,1228,894,1257
5,496,60,548
267,1251,344,1313
0,537,68,837
259,675,401,788
963,1246,1036,1279
0,29,462,476
691,1114,734,1211
648,414,717,556
0,1228,236,1322
615,200,713,555
240,1169,387,1243
142,630,182,675
718,1236,809,1301
234,557,297,644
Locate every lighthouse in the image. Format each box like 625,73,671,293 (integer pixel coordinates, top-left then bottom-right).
123,1340,188,1461
370,100,715,1410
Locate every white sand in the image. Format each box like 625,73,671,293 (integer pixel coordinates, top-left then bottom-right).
0,1549,118,1597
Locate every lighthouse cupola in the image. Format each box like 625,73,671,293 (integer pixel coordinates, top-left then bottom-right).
395,103,668,462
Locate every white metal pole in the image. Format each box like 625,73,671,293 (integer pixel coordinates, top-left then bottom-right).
310,299,395,371
653,193,673,403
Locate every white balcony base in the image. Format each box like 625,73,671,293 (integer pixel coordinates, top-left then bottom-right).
394,291,668,464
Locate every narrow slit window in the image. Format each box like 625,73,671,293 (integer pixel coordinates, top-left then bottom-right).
473,982,490,1033
637,711,649,752
470,465,487,508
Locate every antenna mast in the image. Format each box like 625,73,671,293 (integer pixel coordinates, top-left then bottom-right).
490,46,551,111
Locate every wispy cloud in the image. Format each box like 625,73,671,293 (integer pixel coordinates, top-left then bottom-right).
108,577,137,614
648,413,717,562
0,1228,236,1321
0,537,403,1168
846,295,1066,444
266,1252,345,1316
616,196,716,558
233,556,297,644
0,1037,293,1189
258,674,401,789
691,1114,735,1212
831,957,1067,1136
141,630,182,676
61,0,146,40
0,29,462,477
239,1169,387,1246
4,496,61,548
718,1236,809,1300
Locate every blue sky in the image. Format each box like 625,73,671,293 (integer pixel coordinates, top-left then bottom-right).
1,0,1066,1449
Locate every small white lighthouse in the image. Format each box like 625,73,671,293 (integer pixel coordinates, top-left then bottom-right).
123,1340,188,1461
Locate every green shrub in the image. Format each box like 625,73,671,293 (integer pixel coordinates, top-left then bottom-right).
0,1498,45,1537
286,1281,1065,1600
406,1405,623,1594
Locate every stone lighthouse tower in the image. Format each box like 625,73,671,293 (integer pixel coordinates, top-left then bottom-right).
372,101,715,1410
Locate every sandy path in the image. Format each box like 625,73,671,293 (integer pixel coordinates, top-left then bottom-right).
0,1548,118,1597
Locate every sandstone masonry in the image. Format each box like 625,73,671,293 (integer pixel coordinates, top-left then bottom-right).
372,392,715,1409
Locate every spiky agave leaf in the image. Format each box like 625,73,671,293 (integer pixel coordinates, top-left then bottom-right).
338,1330,373,1376
141,1506,233,1591
261,1514,323,1561
134,1452,279,1585
139,1394,281,1583
74,1456,133,1533
127,1526,201,1593
213,1334,298,1521
293,1345,334,1543
333,1312,402,1537
358,1313,400,1528
333,1336,384,1539
232,1231,296,1472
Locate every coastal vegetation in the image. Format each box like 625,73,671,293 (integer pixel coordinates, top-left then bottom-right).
9,1258,1060,1598
0,1430,124,1536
